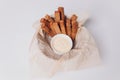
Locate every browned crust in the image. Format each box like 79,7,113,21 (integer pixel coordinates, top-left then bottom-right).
41,23,54,37
71,20,78,40
59,20,66,34
58,7,65,20
45,14,54,22
54,11,60,22
70,14,77,21
52,22,61,34
49,22,57,35
66,19,71,37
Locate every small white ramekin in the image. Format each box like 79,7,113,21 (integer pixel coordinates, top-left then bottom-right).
50,34,73,55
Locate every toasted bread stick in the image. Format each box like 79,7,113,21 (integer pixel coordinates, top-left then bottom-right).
45,14,54,22
40,18,50,27
66,19,71,37
59,20,66,34
71,20,78,40
58,7,65,20
52,22,61,34
49,22,57,35
40,18,45,23
54,11,60,22
71,14,77,21
41,23,54,37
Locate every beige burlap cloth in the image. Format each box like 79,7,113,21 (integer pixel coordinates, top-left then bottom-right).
29,21,101,78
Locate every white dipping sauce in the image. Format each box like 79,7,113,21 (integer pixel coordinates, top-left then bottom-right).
51,34,73,55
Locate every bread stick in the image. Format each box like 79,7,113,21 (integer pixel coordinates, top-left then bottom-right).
49,22,57,35
66,19,71,37
71,14,77,21
40,18,50,27
40,18,46,23
59,20,66,34
52,22,61,34
45,14,54,22
41,19,55,37
71,20,78,40
54,11,60,22
58,7,65,20
41,23,54,37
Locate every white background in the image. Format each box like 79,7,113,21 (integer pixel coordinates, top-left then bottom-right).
0,0,120,80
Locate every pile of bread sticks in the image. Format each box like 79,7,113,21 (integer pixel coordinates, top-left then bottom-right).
40,7,78,40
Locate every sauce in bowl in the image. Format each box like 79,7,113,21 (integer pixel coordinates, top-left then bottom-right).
51,34,73,55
